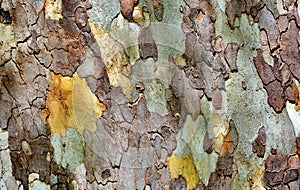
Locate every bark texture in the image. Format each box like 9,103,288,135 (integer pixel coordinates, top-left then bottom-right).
0,0,300,189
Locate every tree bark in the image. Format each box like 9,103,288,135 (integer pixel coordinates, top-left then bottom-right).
0,0,300,189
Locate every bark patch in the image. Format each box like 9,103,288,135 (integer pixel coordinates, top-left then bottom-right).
45,72,105,136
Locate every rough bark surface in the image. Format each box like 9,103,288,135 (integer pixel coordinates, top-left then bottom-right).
0,0,300,190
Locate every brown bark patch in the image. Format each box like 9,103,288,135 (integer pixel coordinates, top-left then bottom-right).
120,0,136,21
138,26,158,61
253,49,276,85
265,80,285,113
252,126,266,158
224,42,239,72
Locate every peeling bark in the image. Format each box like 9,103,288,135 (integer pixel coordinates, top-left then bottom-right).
1,0,300,189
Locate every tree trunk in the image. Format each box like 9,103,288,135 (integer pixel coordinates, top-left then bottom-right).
0,0,300,189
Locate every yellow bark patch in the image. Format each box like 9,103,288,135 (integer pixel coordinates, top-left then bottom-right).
291,82,300,110
45,72,105,136
167,152,199,190
132,5,145,25
0,24,15,48
249,166,265,189
45,0,62,20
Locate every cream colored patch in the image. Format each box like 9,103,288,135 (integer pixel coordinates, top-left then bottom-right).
209,110,230,153
249,167,266,190
167,152,199,190
90,22,132,95
287,102,300,136
277,0,287,15
287,79,300,136
0,24,15,48
45,0,62,20
298,0,300,20
45,72,105,136
28,173,40,183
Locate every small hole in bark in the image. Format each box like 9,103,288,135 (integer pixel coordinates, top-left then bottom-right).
101,169,111,179
242,81,247,90
271,148,277,155
0,8,12,24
